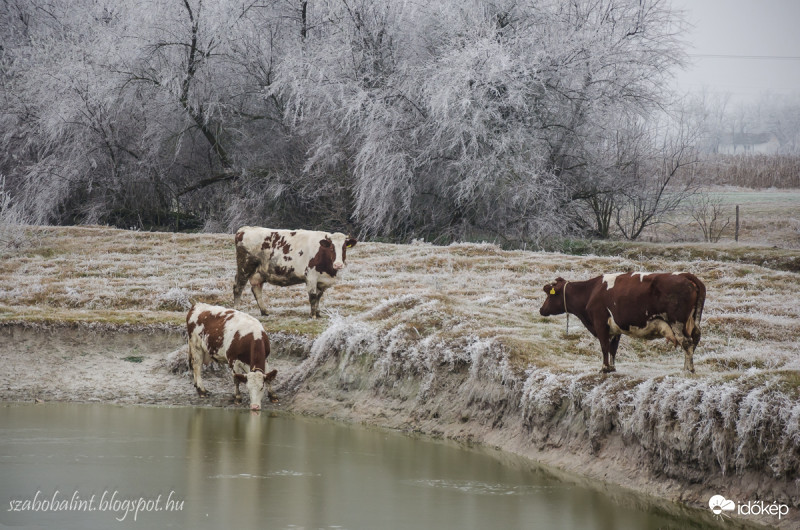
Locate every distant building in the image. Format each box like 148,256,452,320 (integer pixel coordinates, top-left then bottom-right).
718,132,780,155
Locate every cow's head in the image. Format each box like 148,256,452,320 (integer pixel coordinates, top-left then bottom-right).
539,277,567,316
314,233,357,275
234,369,278,411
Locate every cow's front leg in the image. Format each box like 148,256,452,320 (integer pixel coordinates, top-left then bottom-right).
233,380,242,403
308,291,321,319
188,343,209,397
307,280,324,319
250,275,269,316
232,360,247,403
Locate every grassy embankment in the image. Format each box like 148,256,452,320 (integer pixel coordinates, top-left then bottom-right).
1,225,799,386
2,224,800,513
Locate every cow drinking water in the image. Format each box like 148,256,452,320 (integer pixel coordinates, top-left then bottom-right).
539,272,705,373
186,303,277,410
233,227,357,318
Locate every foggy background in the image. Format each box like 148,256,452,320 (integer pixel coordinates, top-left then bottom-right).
671,0,800,101
1,0,798,247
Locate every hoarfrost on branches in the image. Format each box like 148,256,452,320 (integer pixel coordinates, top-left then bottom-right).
2,0,690,242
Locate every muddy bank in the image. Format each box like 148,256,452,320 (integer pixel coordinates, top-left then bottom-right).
1,323,796,529
0,324,304,408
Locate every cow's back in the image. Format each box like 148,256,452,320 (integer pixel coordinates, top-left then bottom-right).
227,329,270,370
187,303,265,360
595,272,700,328
235,227,328,284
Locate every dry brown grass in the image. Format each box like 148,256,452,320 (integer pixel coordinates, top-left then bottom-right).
1,226,799,382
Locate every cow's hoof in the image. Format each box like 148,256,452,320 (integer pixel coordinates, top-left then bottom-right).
233,395,242,404
196,389,210,397
600,366,616,373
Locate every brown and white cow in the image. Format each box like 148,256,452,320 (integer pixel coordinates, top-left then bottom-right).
539,272,706,373
233,227,357,318
186,303,278,410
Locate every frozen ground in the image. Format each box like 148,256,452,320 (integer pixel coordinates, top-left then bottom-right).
1,225,798,380
1,226,799,527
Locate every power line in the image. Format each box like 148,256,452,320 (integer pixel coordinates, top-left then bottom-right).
689,53,800,60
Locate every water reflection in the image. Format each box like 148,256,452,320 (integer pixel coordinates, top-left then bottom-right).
0,403,735,530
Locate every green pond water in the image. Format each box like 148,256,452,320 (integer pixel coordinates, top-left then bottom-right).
0,402,727,529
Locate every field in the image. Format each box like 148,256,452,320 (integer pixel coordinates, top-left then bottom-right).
641,186,800,248
2,220,800,526
1,224,798,386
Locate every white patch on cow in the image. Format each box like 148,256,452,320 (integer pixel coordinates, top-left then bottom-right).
188,303,272,403
238,228,349,283
607,309,622,334
221,311,262,355
232,361,270,410
244,371,268,410
603,273,622,290
189,303,263,363
236,227,355,317
632,272,650,282
671,271,686,275
240,228,269,256
328,233,348,270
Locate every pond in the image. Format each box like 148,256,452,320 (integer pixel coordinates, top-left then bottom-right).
0,402,724,529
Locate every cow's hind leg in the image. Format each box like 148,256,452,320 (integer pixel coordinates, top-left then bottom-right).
682,341,696,373
234,248,259,307
682,319,701,374
609,335,621,370
250,275,269,316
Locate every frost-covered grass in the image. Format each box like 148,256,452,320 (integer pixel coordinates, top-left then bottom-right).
2,225,799,383
3,225,800,486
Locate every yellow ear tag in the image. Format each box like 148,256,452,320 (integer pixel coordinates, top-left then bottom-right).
549,288,556,295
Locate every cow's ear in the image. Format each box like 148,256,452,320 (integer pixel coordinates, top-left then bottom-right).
233,373,248,383
555,277,565,283
345,237,357,248
319,238,332,248
265,369,278,382
543,284,552,294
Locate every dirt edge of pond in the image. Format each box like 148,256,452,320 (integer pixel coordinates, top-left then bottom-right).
1,323,795,529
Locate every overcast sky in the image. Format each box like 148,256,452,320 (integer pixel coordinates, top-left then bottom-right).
670,0,800,102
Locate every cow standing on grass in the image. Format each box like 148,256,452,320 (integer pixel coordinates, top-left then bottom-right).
539,272,706,373
186,303,277,410
233,227,357,318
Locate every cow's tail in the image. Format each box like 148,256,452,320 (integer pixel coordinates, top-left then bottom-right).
683,272,706,325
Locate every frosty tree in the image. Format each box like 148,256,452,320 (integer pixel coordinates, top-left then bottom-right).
1,0,690,242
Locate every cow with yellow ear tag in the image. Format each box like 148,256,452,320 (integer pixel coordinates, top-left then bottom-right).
539,273,705,374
